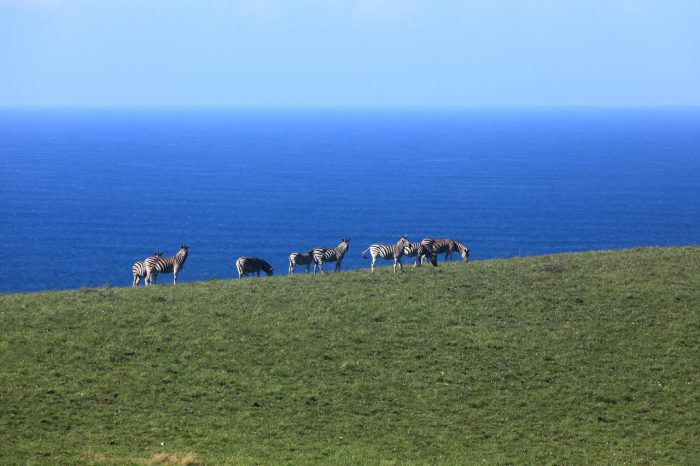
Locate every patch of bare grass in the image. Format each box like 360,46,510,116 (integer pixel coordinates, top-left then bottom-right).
86,452,202,465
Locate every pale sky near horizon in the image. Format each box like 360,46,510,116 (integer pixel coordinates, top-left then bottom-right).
1,0,699,107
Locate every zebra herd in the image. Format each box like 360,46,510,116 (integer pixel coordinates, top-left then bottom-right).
360,236,469,274
131,237,469,286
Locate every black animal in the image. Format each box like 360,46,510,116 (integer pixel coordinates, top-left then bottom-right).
236,257,274,279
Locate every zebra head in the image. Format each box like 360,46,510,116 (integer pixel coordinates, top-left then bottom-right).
259,259,274,276
461,246,470,262
455,242,470,262
396,235,410,250
176,244,189,263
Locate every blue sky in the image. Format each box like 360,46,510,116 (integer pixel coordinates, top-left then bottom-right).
1,0,699,107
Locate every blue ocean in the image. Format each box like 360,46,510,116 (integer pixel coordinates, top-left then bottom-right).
1,108,698,293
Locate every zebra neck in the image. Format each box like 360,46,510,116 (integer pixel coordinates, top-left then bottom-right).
175,253,188,266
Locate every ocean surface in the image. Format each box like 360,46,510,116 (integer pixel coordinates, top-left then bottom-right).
1,107,698,293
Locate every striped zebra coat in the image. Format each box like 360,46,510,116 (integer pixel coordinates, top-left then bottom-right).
236,257,273,279
420,238,470,263
402,242,438,267
362,235,411,274
311,238,350,274
132,252,161,287
288,250,315,275
145,244,189,285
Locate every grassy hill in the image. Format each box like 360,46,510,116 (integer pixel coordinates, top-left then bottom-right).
1,247,698,465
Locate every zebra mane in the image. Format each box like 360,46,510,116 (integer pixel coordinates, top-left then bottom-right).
453,240,468,252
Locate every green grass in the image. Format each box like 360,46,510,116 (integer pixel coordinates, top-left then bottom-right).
1,247,698,465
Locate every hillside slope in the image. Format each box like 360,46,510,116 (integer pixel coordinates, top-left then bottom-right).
1,247,698,465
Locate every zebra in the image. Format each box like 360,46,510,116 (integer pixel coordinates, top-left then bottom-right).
362,235,411,274
288,250,315,275
420,238,470,263
402,242,438,267
132,252,161,287
311,238,350,274
145,244,189,285
236,257,273,279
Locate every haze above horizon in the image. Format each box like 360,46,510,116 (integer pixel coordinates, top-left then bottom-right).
2,0,699,107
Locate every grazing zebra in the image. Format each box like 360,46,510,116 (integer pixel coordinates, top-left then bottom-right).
420,238,470,263
311,238,350,274
288,250,315,275
362,235,411,274
145,244,189,286
132,252,161,287
402,242,438,267
236,257,273,279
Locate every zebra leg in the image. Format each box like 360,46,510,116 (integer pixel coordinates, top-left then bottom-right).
336,260,341,272
305,263,310,274
398,258,403,272
370,257,376,274
288,261,293,275
173,271,177,285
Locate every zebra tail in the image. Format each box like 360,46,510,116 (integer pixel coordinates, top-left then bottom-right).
362,247,370,259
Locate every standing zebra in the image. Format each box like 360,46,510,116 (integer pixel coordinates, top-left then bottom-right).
362,235,411,274
420,238,470,263
132,252,161,287
236,257,273,279
145,244,189,286
402,242,438,267
311,238,350,274
288,250,315,275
